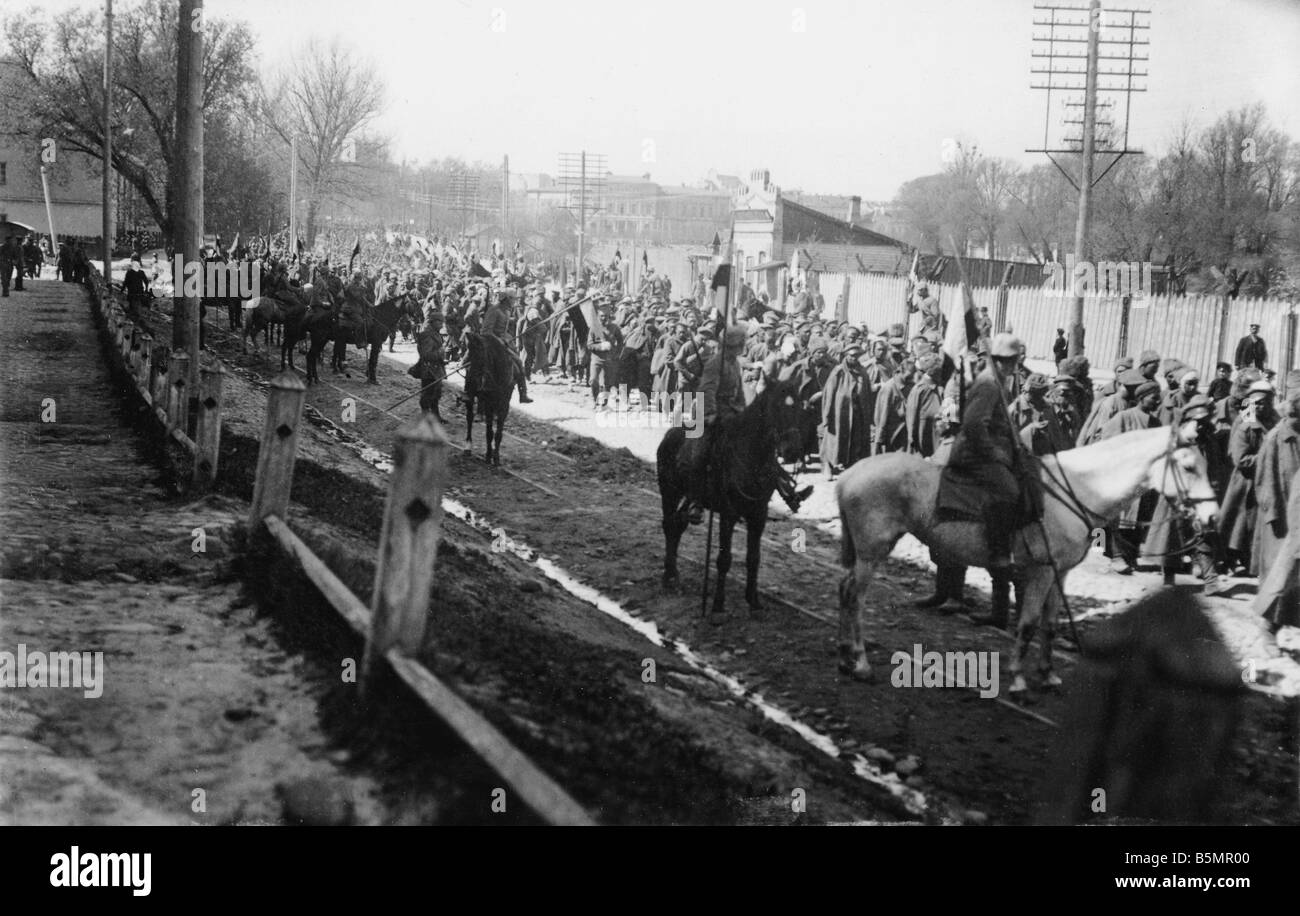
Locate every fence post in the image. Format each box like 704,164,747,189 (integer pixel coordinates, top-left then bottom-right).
136,334,153,395
127,326,142,376
249,371,307,528
1283,305,1299,400
167,352,190,432
1214,295,1232,366
364,415,451,682
150,345,169,405
193,362,224,489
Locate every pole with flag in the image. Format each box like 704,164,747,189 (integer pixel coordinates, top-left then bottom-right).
348,235,361,274
944,234,981,414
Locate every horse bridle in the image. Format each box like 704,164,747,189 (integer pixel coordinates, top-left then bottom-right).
1038,424,1214,560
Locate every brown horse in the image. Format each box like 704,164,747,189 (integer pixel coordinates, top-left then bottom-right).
835,421,1220,692
463,332,514,465
656,379,803,617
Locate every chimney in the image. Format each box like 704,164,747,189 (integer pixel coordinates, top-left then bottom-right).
848,196,861,225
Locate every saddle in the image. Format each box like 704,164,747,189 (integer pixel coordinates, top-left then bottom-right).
935,453,1044,529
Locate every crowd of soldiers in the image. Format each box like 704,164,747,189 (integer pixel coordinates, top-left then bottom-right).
424,264,1298,627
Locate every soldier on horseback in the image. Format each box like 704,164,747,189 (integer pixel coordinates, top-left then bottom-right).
340,270,373,348
940,332,1030,570
678,326,812,521
479,289,533,403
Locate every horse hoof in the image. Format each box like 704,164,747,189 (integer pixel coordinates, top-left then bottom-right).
837,659,874,682
1041,672,1063,689
1009,676,1028,694
746,596,763,612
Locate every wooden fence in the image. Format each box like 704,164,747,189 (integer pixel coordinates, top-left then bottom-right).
246,374,595,826
88,266,225,487
753,266,1300,388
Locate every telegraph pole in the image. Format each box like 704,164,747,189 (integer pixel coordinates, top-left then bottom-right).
578,151,585,286
1028,1,1148,359
1068,0,1101,359
502,154,510,241
101,0,113,280
174,0,204,392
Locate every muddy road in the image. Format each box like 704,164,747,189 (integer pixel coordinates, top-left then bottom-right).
200,317,1297,825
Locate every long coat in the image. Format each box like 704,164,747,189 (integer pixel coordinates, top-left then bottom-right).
1077,390,1127,446
904,377,943,457
820,361,874,470
1218,412,1273,556
873,375,911,454
1253,421,1300,577
1098,406,1161,527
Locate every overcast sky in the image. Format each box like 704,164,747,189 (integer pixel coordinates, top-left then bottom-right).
19,0,1300,199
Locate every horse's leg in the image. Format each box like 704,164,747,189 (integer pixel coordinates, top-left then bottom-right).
711,516,737,618
492,404,506,466
1039,571,1065,688
661,484,688,589
1009,567,1053,694
836,554,877,680
465,390,476,443
744,515,765,610
368,341,380,384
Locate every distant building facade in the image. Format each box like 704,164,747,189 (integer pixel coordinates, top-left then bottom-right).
0,58,104,239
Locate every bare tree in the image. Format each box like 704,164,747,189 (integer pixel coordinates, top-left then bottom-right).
262,38,386,245
2,0,256,243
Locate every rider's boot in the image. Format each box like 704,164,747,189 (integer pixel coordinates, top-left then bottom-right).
517,367,533,403
774,461,814,513
970,573,1011,628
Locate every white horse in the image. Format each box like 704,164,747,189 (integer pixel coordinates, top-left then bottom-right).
835,421,1220,692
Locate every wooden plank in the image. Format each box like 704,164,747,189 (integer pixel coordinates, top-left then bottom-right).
261,514,597,826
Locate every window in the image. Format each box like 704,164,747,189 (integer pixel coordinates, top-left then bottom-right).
0,161,6,185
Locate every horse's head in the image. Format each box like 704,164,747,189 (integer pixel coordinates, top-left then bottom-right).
1151,424,1219,530
760,379,804,461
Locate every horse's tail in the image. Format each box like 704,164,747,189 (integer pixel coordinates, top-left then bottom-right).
839,502,856,569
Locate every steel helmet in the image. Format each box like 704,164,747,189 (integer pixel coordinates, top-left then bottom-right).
990,333,1022,358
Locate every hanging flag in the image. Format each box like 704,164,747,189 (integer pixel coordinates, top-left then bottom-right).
470,259,491,278
943,237,980,374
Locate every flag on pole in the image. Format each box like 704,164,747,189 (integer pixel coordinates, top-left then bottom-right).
943,237,980,380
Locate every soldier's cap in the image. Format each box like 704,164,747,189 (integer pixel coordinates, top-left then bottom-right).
697,327,716,340
1249,322,1260,330
989,333,1022,358
1118,368,1146,388
1177,367,1200,383
1052,374,1081,388
844,325,862,337
888,336,906,346
1114,356,1135,371
1216,361,1233,373
1026,372,1050,391
917,353,943,374
809,336,830,353
665,305,682,315
1134,380,1161,400
1182,396,1213,422
1247,380,1274,395
1138,349,1160,366
621,296,634,304
1159,358,1185,376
